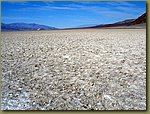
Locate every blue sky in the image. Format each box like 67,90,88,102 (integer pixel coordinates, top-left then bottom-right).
2,1,146,28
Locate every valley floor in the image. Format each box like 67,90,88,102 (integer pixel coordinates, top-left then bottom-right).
1,29,146,110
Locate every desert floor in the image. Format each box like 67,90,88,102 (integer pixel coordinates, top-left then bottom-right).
1,29,146,110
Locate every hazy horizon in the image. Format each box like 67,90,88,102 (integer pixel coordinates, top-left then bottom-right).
2,1,146,29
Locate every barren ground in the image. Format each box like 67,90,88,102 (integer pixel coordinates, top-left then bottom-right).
1,29,146,110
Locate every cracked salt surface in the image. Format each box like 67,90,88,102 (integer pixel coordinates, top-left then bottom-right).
1,29,146,110
2,91,31,110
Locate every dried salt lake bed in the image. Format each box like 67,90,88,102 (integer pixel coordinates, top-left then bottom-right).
1,29,146,110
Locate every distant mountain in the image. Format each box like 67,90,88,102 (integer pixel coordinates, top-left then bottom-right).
67,12,146,30
90,19,135,28
78,24,98,28
129,13,146,25
89,13,146,28
1,23,58,31
114,19,136,25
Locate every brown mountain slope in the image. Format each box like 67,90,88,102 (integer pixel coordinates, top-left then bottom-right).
88,12,146,28
129,13,146,25
65,12,146,30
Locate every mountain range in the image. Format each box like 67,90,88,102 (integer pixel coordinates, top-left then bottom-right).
66,12,146,29
129,13,146,25
1,23,58,31
1,12,146,31
84,12,146,29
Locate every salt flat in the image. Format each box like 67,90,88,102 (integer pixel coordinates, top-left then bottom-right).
1,29,146,110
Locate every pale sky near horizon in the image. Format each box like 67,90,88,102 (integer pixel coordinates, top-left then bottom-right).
2,1,146,28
